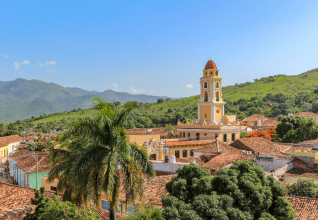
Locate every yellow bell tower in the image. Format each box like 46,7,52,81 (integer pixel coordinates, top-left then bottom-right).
197,60,225,125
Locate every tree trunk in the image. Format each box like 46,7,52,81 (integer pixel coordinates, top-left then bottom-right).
110,209,117,220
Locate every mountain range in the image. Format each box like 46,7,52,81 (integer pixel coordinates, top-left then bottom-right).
0,78,171,123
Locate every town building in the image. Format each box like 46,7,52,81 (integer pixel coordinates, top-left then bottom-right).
0,135,23,164
176,60,241,143
240,114,279,129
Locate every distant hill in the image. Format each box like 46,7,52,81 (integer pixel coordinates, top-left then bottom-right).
0,78,173,123
222,68,318,102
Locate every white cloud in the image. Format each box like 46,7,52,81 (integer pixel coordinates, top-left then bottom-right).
1,53,9,58
39,61,56,67
14,62,20,70
22,60,30,65
46,70,57,73
150,90,156,93
130,87,145,93
186,84,193,89
111,83,118,91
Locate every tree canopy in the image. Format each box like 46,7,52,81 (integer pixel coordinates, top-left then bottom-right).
276,116,318,143
162,160,296,220
287,178,318,198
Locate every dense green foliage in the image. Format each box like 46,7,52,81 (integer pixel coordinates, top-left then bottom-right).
276,116,318,143
23,187,99,220
124,206,163,220
47,98,155,220
162,161,296,220
287,178,318,198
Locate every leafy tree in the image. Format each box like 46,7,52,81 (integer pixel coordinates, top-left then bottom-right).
314,89,318,95
48,98,155,220
157,98,164,103
23,187,99,220
287,178,318,198
274,93,287,103
246,107,263,116
278,103,291,115
125,206,163,220
163,161,296,220
240,132,247,138
276,116,318,143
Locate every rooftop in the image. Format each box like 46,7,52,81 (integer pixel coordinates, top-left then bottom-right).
126,127,174,136
203,153,256,170
230,137,284,156
166,139,215,147
0,135,23,147
293,112,318,117
193,140,242,154
286,196,318,220
241,114,266,123
282,168,318,180
204,60,217,70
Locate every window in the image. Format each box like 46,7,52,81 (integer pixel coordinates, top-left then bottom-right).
183,132,185,137
216,91,220,101
205,133,207,136
215,133,219,139
223,134,227,142
232,133,235,142
205,114,207,118
216,71,218,76
180,132,182,137
204,91,208,102
190,149,194,157
216,82,219,88
183,150,188,158
204,82,208,88
102,199,109,210
205,72,207,77
175,150,180,158
51,186,57,191
188,133,190,138
196,133,200,140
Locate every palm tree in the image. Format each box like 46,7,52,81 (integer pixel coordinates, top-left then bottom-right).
48,98,155,220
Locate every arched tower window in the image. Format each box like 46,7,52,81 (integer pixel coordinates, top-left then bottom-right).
205,72,207,77
204,91,208,102
204,82,207,88
216,82,219,88
216,71,218,76
216,91,220,101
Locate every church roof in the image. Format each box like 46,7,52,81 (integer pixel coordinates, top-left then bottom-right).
204,60,218,70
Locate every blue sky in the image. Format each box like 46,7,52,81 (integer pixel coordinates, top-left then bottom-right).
0,0,318,98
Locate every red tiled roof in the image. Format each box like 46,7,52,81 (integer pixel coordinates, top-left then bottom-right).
0,135,23,147
262,117,280,127
166,139,215,147
176,155,210,166
193,140,242,154
9,149,31,159
286,196,318,220
241,114,266,123
94,209,123,220
230,137,284,155
282,145,313,155
0,182,57,215
282,168,318,180
300,138,318,144
15,153,51,174
293,112,318,117
204,60,217,70
203,153,256,170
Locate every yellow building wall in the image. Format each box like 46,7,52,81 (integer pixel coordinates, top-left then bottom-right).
200,105,211,121
127,134,161,145
215,105,223,123
224,115,236,124
41,176,60,192
0,145,9,158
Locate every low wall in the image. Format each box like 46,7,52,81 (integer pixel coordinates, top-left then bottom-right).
268,161,294,177
255,157,291,172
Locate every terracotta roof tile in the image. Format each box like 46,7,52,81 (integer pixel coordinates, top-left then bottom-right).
241,114,266,123
282,168,318,180
293,112,318,117
282,145,314,154
193,140,242,154
9,149,31,159
203,153,256,170
286,196,318,220
262,117,280,127
15,153,51,174
300,138,318,144
204,60,217,70
94,209,123,220
230,137,284,155
0,135,23,147
0,182,57,215
176,155,210,166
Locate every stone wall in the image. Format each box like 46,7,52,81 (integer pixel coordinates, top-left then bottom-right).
0,206,34,220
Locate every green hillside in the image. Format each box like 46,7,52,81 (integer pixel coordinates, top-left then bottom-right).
222,68,318,102
0,98,63,124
